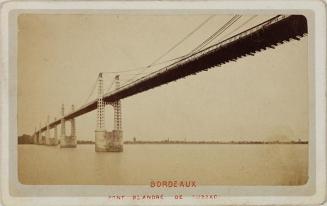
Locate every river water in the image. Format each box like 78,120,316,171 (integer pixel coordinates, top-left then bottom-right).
18,144,308,185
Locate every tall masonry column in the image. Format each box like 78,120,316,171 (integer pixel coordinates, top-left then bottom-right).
60,104,67,147
54,117,58,145
114,75,122,131
33,127,37,144
71,105,76,137
41,123,46,145
95,73,109,152
43,122,47,144
69,104,77,147
46,115,50,145
111,75,123,152
47,116,57,146
60,104,77,148
38,123,42,144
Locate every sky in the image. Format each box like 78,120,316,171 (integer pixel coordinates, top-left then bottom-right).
17,14,309,141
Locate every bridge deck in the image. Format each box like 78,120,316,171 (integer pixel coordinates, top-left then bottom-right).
42,15,307,131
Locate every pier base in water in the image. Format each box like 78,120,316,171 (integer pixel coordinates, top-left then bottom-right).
95,129,123,152
60,136,77,148
46,138,58,146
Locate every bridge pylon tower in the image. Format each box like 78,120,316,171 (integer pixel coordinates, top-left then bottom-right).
114,75,122,131
112,75,123,152
53,117,58,145
95,73,107,152
95,73,123,152
60,104,77,148
45,115,50,145
46,116,58,146
38,123,42,144
33,127,37,144
39,122,45,145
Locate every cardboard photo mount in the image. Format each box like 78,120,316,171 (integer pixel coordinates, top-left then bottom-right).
0,0,326,205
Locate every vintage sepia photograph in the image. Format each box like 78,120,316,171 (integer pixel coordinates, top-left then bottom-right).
17,13,309,186
1,1,327,206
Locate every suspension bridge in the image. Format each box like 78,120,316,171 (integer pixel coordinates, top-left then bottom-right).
31,15,308,152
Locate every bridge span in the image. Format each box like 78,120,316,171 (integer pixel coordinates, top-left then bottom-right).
33,15,307,151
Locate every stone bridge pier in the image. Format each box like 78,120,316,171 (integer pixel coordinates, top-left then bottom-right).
60,104,77,148
45,116,58,146
95,74,123,152
33,127,37,144
45,116,50,145
37,123,42,144
41,127,46,145
37,123,45,145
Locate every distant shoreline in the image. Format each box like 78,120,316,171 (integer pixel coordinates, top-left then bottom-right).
17,141,309,145
17,135,308,145
123,141,308,145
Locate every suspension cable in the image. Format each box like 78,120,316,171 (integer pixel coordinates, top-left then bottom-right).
111,14,256,89
219,15,257,40
123,15,216,84
105,77,115,93
84,76,98,104
149,15,215,67
189,15,242,54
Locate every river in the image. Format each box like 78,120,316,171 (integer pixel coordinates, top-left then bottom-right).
18,144,308,185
